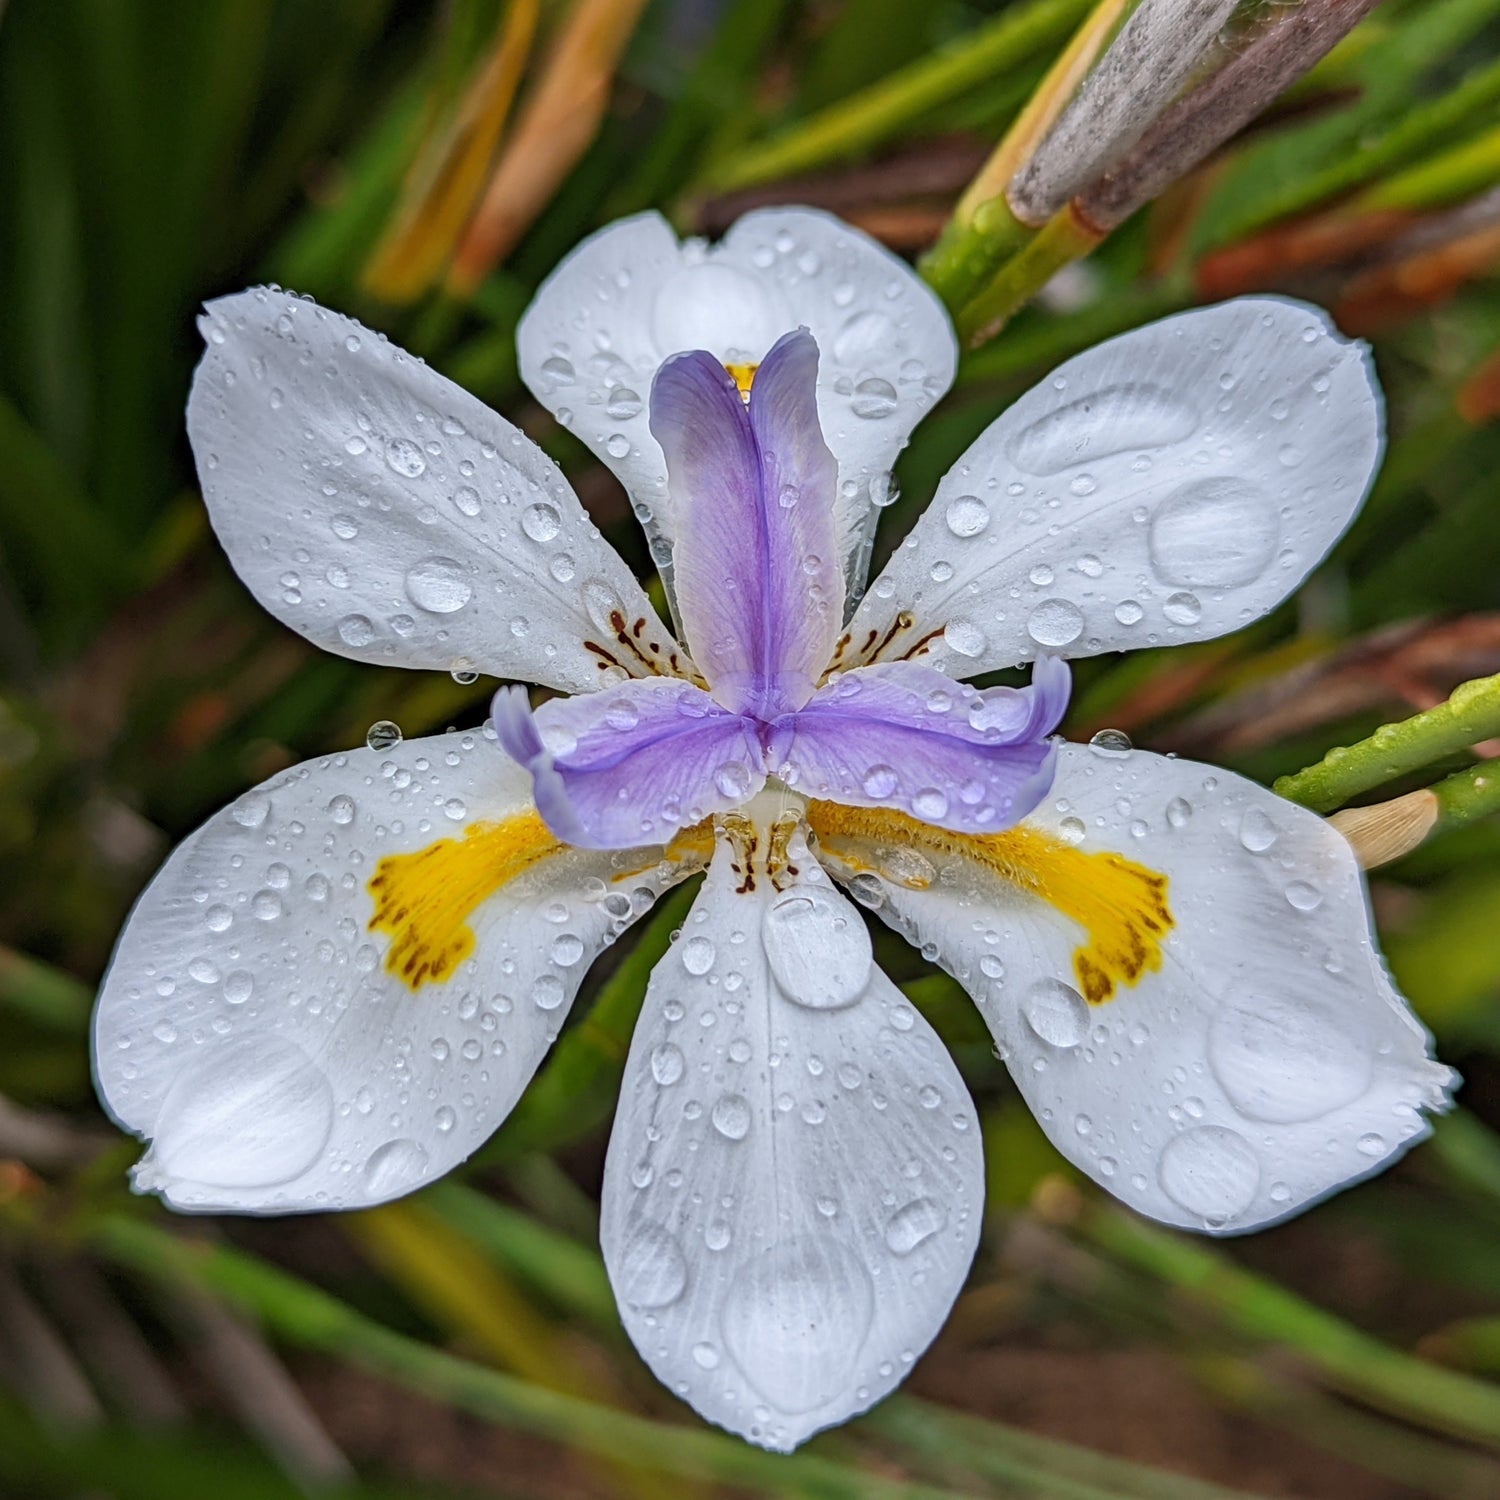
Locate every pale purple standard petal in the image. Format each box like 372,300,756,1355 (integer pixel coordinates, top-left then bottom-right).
654,330,841,718
771,657,1070,833
493,679,767,849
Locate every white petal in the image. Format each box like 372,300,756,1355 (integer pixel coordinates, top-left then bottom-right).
600,821,981,1450
189,288,685,694
517,209,957,600
813,745,1454,1234
850,298,1381,676
93,730,687,1212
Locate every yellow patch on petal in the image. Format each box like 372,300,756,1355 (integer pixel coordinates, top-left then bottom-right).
368,812,563,991
806,801,1173,1005
724,361,759,403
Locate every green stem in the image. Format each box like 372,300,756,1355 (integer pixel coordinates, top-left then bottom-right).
1075,1203,1500,1451
697,0,1092,196
956,206,1103,346
0,945,92,1036
1433,759,1500,832
920,197,1034,315
1355,120,1500,213
1272,672,1500,813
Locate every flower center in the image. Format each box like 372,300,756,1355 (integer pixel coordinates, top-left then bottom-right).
723,360,759,402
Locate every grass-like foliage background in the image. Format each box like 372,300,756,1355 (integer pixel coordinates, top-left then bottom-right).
3,1,1500,1495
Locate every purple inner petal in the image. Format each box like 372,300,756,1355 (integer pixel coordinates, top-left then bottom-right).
768,657,1070,833
653,329,841,718
492,678,766,849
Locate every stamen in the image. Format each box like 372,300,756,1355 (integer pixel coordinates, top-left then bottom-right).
807,801,1173,1004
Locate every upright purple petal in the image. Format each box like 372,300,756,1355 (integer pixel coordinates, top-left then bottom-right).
771,657,1070,833
653,330,841,719
493,679,766,849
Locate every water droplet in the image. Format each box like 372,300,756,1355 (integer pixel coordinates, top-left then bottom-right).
1356,1132,1386,1158
606,389,642,421
338,614,375,648
1148,478,1279,588
651,1043,685,1086
366,720,402,752
1022,979,1088,1048
913,787,949,821
231,794,271,829
1007,384,1197,474
862,764,898,799
405,556,471,613
251,890,283,921
331,514,359,540
606,433,631,459
1285,880,1322,912
151,1037,333,1190
885,1197,948,1255
532,974,565,1010
692,1341,720,1369
385,438,426,477
550,932,584,967
944,495,991,538
720,1237,874,1413
521,503,562,543
1089,728,1132,754
326,794,356,825
363,1139,431,1197
444,797,467,822
1237,808,1277,852
452,485,482,517
1027,599,1085,648
832,310,895,364
763,888,871,1009
1114,599,1144,626
713,762,753,799
540,355,575,385
616,1221,688,1308
681,934,716,975
851,377,897,419
1208,994,1371,1123
711,1093,750,1140
1158,1126,1260,1221
1163,591,1202,626
943,618,986,658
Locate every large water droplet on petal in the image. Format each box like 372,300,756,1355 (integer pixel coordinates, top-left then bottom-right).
1027,599,1085,648
763,889,872,1009
1148,478,1280,588
1208,993,1372,1124
884,1196,948,1255
616,1220,689,1309
720,1237,874,1414
1007,384,1198,475
363,1138,431,1197
1022,978,1089,1048
151,1037,333,1190
1158,1126,1260,1221
405,556,472,614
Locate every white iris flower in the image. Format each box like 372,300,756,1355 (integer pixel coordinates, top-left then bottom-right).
94,208,1453,1453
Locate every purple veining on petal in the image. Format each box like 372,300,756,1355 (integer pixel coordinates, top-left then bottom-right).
653,329,841,719
492,679,767,849
766,656,1070,833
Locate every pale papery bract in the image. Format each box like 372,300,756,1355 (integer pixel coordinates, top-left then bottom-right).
93,206,1454,1454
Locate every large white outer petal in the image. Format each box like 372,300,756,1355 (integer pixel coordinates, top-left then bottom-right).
189,288,685,694
516,209,958,603
850,298,1381,676
600,827,981,1451
818,745,1454,1234
93,730,683,1212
